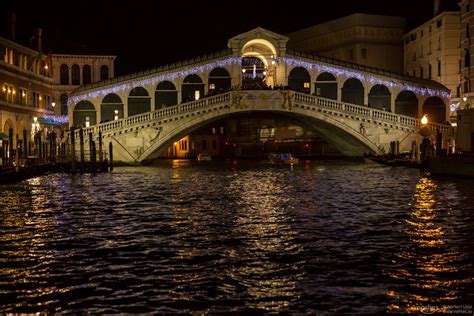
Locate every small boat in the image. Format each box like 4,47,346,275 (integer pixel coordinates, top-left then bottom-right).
268,153,299,165
197,153,212,161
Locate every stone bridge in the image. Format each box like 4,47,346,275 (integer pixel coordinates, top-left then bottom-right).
72,90,452,163
68,27,453,163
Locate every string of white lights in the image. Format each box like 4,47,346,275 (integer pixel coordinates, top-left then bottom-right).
70,54,449,105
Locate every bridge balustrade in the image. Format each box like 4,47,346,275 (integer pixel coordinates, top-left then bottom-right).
73,90,452,141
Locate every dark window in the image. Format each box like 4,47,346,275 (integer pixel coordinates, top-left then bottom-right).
202,140,207,150
60,64,69,85
71,64,80,85
212,140,217,150
465,50,471,68
467,4,470,12
437,61,441,76
83,65,92,85
467,23,470,38
349,49,354,61
420,67,424,79
100,65,109,81
437,19,442,28
429,64,432,79
361,48,367,59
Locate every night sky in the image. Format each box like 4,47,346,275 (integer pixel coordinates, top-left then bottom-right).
1,0,460,76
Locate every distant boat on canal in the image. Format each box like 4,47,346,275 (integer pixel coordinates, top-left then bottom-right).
268,152,299,165
197,153,212,161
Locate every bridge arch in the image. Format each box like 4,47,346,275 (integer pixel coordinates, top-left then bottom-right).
208,67,231,93
128,87,151,116
182,74,204,102
73,100,96,127
395,90,418,118
101,93,123,122
155,81,178,109
423,96,446,123
314,72,337,100
140,109,379,162
368,84,391,111
341,78,364,106
288,67,311,94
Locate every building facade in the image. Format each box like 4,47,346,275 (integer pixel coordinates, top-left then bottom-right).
460,0,474,110
51,54,116,117
287,13,406,73
403,11,461,120
0,36,53,144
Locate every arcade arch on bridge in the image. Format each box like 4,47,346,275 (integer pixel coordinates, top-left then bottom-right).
73,100,96,127
423,96,446,123
208,67,231,93
342,78,364,106
101,93,124,122
368,84,391,111
314,72,338,100
128,87,151,116
155,81,178,109
288,67,311,94
182,74,204,102
395,91,418,118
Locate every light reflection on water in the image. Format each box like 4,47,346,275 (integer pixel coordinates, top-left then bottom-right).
386,175,472,314
0,161,473,313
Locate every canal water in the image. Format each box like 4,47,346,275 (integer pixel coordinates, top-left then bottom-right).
0,160,473,314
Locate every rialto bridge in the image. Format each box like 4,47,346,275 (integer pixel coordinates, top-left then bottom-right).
68,28,452,163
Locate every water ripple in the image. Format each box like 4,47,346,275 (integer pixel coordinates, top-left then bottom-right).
0,160,473,313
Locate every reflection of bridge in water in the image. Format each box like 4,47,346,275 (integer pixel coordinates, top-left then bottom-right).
69,28,453,163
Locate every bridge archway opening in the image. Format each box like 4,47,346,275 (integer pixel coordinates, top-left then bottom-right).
423,96,446,123
128,87,151,116
73,100,96,127
101,93,124,122
155,81,178,109
143,111,375,162
288,67,311,94
342,78,364,106
209,68,231,94
368,84,391,111
395,90,418,118
315,72,337,100
241,38,276,88
182,74,204,102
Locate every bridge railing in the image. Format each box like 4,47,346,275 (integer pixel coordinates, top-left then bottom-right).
73,90,452,140
74,92,232,139
293,92,453,135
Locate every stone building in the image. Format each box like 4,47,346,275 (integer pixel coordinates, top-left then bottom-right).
0,35,53,145
403,11,461,120
51,54,116,117
287,13,406,73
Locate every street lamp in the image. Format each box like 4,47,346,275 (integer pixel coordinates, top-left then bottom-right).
420,114,432,166
114,110,119,121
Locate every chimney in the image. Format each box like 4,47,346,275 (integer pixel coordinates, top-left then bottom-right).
434,0,442,16
34,27,43,52
8,12,16,41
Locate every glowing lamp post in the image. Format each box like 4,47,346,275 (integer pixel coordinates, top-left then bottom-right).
85,117,90,128
419,114,432,166
114,110,119,121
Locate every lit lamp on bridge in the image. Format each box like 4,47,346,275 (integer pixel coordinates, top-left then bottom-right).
85,117,90,128
114,110,119,121
194,90,200,101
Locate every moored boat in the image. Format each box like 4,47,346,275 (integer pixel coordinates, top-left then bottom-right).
197,153,212,161
268,153,299,165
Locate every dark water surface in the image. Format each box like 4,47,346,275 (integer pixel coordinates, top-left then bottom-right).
0,160,473,314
